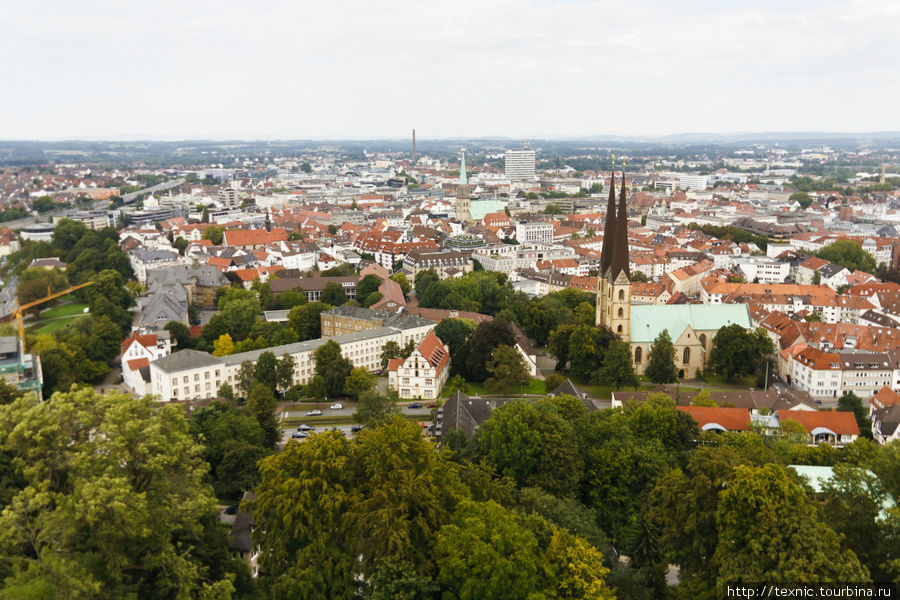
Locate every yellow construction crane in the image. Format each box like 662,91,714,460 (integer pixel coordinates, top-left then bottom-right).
11,281,94,351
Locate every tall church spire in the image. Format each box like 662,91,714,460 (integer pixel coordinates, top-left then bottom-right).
459,148,468,186
598,155,616,278
456,148,472,225
609,161,631,283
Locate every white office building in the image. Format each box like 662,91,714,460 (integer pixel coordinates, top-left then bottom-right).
679,174,709,191
505,143,536,182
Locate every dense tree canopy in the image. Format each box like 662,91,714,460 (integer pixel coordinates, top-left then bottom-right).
0,389,252,598
709,325,774,381
815,240,878,274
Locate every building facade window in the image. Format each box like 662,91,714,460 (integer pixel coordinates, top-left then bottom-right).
635,347,642,364
683,347,691,364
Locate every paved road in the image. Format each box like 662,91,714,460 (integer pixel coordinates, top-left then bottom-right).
122,178,185,203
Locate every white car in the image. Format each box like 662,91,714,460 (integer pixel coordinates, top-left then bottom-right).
329,403,343,410
306,409,322,416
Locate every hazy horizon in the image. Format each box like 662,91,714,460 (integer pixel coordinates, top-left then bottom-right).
3,0,898,140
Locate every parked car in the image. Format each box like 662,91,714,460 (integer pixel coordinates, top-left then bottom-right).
408,402,422,409
351,425,364,433
306,409,322,416
297,424,315,431
291,431,308,439
426,403,436,408
329,403,343,410
223,505,239,515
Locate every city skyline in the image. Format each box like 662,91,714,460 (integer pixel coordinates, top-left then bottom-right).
2,0,899,140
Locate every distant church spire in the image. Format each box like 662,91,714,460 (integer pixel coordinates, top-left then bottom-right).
598,155,617,278
456,148,472,225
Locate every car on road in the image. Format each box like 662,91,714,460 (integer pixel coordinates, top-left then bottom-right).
408,402,422,409
426,403,436,408
351,425,364,433
330,403,343,410
291,431,309,439
306,409,322,416
297,424,315,431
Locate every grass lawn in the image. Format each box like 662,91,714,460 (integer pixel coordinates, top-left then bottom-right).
27,301,90,336
281,413,427,428
34,316,84,335
571,379,656,400
441,377,545,397
39,302,88,320
700,372,758,388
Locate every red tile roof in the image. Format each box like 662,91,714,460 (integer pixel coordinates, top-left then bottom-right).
417,330,450,372
223,228,288,247
676,405,752,431
127,357,150,370
387,358,404,372
121,333,157,353
778,410,859,436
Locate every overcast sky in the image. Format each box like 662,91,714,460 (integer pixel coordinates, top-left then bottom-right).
2,0,898,140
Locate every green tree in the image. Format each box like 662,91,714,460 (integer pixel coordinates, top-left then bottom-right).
433,318,475,365
380,340,402,371
596,340,639,390
253,430,357,598
236,360,256,398
543,373,565,394
709,325,774,381
548,324,577,371
390,272,411,297
414,268,439,298
837,392,872,439
320,281,348,306
444,374,468,396
714,464,867,584
253,351,279,391
644,329,678,384
247,381,279,448
164,320,194,350
543,204,563,214
815,240,877,274
173,237,189,255
343,366,376,399
276,354,296,392
353,389,399,427
278,289,308,310
820,463,896,581
357,274,383,304
202,226,224,245
573,301,595,327
288,301,330,340
348,418,463,573
461,319,516,382
485,344,529,394
475,400,582,497
789,191,813,209
630,270,648,282
314,340,353,398
0,389,248,598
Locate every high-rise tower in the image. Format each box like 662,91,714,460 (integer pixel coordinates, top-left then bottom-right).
596,160,632,341
456,149,472,225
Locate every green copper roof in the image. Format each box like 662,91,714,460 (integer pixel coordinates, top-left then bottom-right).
629,304,751,343
469,200,506,221
459,150,467,186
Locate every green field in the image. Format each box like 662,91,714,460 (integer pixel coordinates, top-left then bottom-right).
30,302,89,335
441,377,546,397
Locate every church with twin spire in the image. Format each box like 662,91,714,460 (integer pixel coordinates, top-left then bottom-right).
595,159,632,341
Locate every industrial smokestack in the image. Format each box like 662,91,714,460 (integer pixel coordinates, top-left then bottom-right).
412,129,416,164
